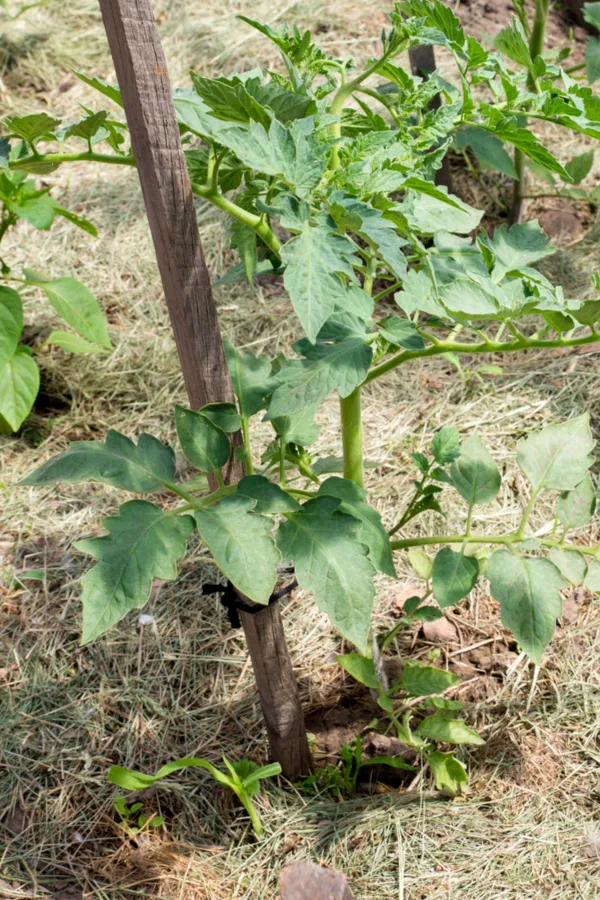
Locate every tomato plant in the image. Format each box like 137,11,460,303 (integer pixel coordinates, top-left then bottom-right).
12,1,600,778
1,137,112,432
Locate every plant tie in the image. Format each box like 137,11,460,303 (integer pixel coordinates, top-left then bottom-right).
202,579,297,629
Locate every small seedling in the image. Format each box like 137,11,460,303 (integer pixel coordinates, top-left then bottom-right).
113,793,164,836
108,755,282,837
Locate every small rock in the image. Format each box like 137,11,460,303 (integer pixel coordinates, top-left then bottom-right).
561,587,585,625
586,831,600,858
364,732,415,762
422,616,458,644
279,861,355,899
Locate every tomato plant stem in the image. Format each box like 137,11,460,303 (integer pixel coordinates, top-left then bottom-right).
390,533,596,555
364,329,600,383
340,388,364,487
510,0,549,223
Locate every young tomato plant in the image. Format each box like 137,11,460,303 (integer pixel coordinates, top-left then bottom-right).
108,754,281,837
1,132,112,433
14,3,600,771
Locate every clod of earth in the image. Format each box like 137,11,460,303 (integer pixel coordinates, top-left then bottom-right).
279,861,355,899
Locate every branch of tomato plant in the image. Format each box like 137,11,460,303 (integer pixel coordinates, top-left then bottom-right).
363,328,600,384
7,152,284,259
390,533,599,556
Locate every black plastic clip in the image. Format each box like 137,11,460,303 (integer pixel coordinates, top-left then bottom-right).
202,579,298,629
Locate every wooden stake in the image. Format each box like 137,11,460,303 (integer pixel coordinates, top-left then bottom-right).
97,0,310,780
408,45,452,192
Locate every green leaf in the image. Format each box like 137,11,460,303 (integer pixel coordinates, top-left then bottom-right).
586,36,600,84
107,757,227,792
277,496,376,652
224,340,273,419
401,664,459,697
565,149,594,184
487,550,565,664
198,402,241,433
516,413,594,492
4,113,60,143
194,495,280,604
281,223,358,341
175,405,230,474
337,652,380,689
408,548,433,580
450,433,501,505
21,430,176,491
237,475,301,513
53,205,98,237
270,406,321,447
6,187,56,230
64,111,108,142
214,118,326,198
328,191,407,279
75,501,194,643
215,258,278,286
360,755,418,772
432,548,479,608
456,126,517,179
427,750,467,793
548,548,587,586
378,317,424,351
491,123,570,181
230,220,257,284
267,338,372,417
415,711,484,745
241,75,317,123
317,477,397,578
74,72,123,107
584,2,600,29
0,286,23,368
173,89,228,139
398,190,483,235
402,0,465,46
411,605,444,622
190,72,272,128
481,221,554,281
24,271,112,350
494,17,533,69
45,331,108,354
0,348,39,431
432,426,461,465
584,559,600,593
259,192,311,232
557,474,597,530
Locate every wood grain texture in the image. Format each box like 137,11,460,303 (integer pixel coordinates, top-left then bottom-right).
98,0,310,779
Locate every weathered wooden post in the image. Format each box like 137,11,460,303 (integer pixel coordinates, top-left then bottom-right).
97,0,310,779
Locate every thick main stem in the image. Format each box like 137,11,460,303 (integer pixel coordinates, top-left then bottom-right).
510,0,549,224
340,388,364,488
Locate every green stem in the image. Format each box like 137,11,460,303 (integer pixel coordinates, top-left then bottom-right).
8,151,283,260
390,533,598,556
9,151,137,168
511,0,549,223
162,481,200,504
515,489,539,539
340,388,364,487
241,417,254,475
298,460,321,485
364,330,600,384
279,440,286,486
328,46,399,167
373,280,404,302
